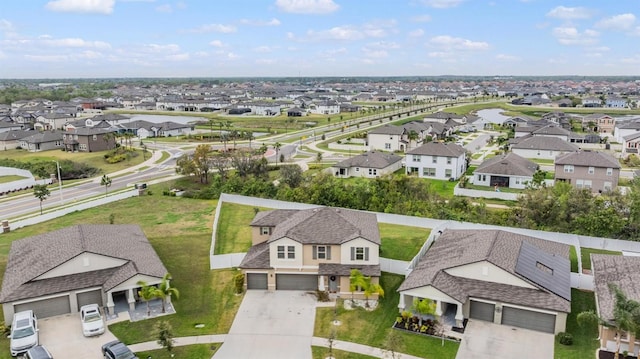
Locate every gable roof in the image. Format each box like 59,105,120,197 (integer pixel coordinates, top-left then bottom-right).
591,254,640,322
398,229,570,312
20,131,63,144
555,151,620,168
333,151,402,169
406,142,465,157
474,153,538,177
368,124,404,135
532,125,570,136
511,136,580,152
0,224,167,303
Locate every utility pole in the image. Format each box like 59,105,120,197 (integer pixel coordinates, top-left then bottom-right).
53,160,63,204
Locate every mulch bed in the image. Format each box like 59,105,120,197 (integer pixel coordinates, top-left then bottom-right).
599,350,637,359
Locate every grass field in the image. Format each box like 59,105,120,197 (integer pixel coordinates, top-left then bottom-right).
554,289,599,359
581,248,622,271
0,175,27,184
214,202,265,254
379,223,430,261
314,273,459,359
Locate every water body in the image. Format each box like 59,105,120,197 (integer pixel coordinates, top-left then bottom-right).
477,108,511,125
123,114,208,125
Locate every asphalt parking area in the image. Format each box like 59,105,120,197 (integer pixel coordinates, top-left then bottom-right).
456,320,554,359
38,313,118,359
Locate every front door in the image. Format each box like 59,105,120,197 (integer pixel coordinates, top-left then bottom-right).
328,275,338,292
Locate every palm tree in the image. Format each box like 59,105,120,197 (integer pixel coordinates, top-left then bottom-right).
578,284,640,359
407,130,419,150
412,298,437,326
100,175,112,197
349,269,366,303
274,142,282,167
362,275,384,308
137,280,161,316
157,273,180,313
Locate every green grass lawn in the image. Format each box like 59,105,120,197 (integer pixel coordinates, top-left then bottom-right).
136,343,219,358
314,273,459,359
569,246,579,273
463,183,524,194
581,248,622,271
554,289,599,359
428,179,457,198
0,175,27,184
312,346,378,359
379,223,430,261
214,202,264,254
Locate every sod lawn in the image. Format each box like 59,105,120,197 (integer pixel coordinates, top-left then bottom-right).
554,289,599,359
135,343,219,358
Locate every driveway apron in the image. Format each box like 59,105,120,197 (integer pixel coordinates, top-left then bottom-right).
213,290,317,359
38,313,118,359
456,320,554,359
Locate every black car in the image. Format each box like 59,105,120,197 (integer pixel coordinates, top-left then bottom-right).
101,341,138,359
25,345,53,359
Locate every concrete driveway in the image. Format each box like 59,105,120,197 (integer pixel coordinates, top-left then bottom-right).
213,290,317,359
456,320,554,359
38,313,118,358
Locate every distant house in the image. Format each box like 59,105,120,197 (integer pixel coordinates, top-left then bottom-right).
309,100,340,115
582,114,615,135
331,151,403,178
405,142,466,180
0,122,23,134
614,118,640,143
152,122,194,137
423,111,466,125
473,153,538,189
19,131,64,152
287,107,306,117
511,136,580,160
63,128,117,152
581,97,602,108
554,151,621,193
0,130,31,150
367,125,407,152
34,113,74,131
623,132,640,156
606,96,627,108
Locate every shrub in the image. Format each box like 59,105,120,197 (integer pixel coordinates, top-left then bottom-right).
315,290,330,302
556,332,573,346
233,273,244,294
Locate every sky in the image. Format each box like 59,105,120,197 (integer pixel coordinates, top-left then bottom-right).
0,0,639,78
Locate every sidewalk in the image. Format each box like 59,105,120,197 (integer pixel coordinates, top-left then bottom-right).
128,334,425,359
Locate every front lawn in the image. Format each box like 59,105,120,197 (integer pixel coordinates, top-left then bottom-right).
314,273,459,359
312,346,377,359
554,289,599,359
378,223,430,261
581,248,622,271
136,344,219,358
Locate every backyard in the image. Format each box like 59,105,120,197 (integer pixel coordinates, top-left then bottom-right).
554,289,599,359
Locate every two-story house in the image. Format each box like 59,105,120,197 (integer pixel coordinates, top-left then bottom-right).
606,96,627,108
367,124,407,152
63,128,117,152
554,151,621,193
405,142,466,180
582,114,615,135
239,207,381,297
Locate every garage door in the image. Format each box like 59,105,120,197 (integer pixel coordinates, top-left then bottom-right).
77,290,103,308
501,306,556,333
15,295,71,319
275,274,317,291
246,273,268,290
469,300,495,322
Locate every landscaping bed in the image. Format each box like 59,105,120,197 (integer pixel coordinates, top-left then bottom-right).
599,350,637,359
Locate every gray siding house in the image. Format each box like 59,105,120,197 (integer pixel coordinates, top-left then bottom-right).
331,151,403,178
554,151,620,193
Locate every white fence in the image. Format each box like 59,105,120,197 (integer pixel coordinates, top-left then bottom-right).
379,258,410,275
0,166,52,195
327,143,369,152
570,273,594,291
453,185,519,201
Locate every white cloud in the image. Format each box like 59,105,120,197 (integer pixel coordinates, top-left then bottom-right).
621,55,640,64
166,53,190,61
186,24,237,34
240,18,281,26
411,15,431,23
421,0,464,9
209,40,225,47
227,52,239,59
305,20,395,41
45,0,115,14
275,0,339,14
366,41,400,49
552,27,599,45
596,14,636,31
429,35,489,50
155,4,172,13
78,50,103,59
362,47,388,59
143,43,180,53
409,29,424,37
254,45,274,53
428,51,451,58
24,54,69,62
546,6,592,20
307,26,365,41
318,47,347,58
496,54,520,61
41,37,112,49
0,50,6,59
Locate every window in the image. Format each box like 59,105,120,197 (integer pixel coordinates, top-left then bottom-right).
515,177,521,185
277,245,295,259
313,245,331,260
79,144,87,150
584,180,592,189
92,135,97,141
606,167,613,176
351,247,369,261
604,181,612,191
423,167,436,177
384,143,391,150
477,174,486,182
564,165,574,173
588,166,595,174
277,246,285,259
412,155,420,162
260,227,271,235
55,141,61,146
445,169,452,178
447,157,452,164
355,167,359,172
432,156,438,164
368,168,377,176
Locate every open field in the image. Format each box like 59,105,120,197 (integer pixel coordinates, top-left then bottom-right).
0,175,26,184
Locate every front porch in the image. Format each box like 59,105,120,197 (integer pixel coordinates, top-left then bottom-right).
105,287,176,322
398,291,465,331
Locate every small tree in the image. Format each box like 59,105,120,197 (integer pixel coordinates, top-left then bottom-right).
382,330,404,359
412,298,437,325
316,152,323,165
137,280,161,316
157,273,179,313
154,320,175,353
349,269,366,303
234,273,245,294
362,275,384,308
33,184,50,215
274,142,282,167
101,175,112,197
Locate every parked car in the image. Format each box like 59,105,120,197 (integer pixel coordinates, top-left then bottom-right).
25,345,53,359
80,304,105,337
8,310,39,356
101,340,138,359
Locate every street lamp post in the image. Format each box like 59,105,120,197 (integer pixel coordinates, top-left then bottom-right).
53,160,63,204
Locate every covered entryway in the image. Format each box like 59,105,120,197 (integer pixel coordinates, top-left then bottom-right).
501,306,556,334
15,295,71,319
275,274,317,291
246,273,268,290
469,300,495,322
77,289,103,308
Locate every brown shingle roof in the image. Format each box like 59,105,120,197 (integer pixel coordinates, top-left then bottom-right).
555,151,621,168
406,142,465,157
591,254,640,322
474,153,538,177
333,151,402,169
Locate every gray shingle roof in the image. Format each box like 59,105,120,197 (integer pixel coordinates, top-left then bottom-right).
318,263,380,276
591,254,640,322
474,153,538,177
555,151,621,168
406,142,465,157
398,229,570,312
368,124,404,135
333,151,402,169
511,136,580,152
532,125,570,136
0,224,167,303
21,131,63,144
238,242,271,269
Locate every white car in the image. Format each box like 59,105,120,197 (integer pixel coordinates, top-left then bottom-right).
9,310,39,356
80,304,105,337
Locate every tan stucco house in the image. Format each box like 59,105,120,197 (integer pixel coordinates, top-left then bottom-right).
397,229,570,334
554,151,621,193
0,225,168,324
239,207,381,297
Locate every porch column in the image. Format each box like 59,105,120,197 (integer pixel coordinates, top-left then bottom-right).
106,291,115,315
127,288,136,311
398,293,406,311
318,276,325,291
628,333,636,355
435,300,443,317
455,303,464,327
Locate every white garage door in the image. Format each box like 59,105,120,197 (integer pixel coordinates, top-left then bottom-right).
77,290,103,308
247,273,268,290
470,300,495,322
501,306,556,334
275,274,317,291
15,295,71,319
